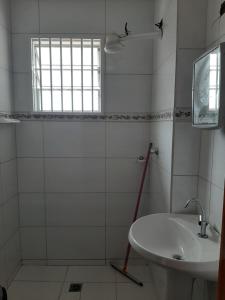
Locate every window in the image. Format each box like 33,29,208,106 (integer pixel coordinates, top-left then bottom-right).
31,38,102,113
208,52,220,111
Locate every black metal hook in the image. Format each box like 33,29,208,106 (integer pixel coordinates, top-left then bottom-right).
125,22,129,36
155,19,163,30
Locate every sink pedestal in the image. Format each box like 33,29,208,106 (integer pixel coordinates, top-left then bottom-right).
150,264,194,300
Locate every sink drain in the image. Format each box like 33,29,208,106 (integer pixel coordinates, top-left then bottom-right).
172,254,184,261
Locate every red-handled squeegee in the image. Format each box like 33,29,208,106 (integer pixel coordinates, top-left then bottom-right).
110,142,153,286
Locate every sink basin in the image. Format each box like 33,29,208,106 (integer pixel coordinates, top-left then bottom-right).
128,213,220,281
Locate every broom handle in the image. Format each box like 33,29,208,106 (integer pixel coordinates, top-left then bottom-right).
216,181,225,300
123,143,153,272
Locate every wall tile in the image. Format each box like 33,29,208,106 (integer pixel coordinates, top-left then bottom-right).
13,72,33,112
3,196,19,243
45,158,105,192
199,130,214,181
211,129,225,189
0,68,12,113
39,0,105,34
106,227,137,259
106,0,154,34
105,75,151,113
12,34,32,73
18,158,44,192
106,158,149,193
149,120,173,172
3,232,21,283
0,26,11,70
106,0,153,74
21,227,46,259
173,122,200,176
178,0,207,48
0,125,16,163
172,175,198,213
209,184,224,231
151,55,176,112
198,178,211,219
149,161,171,213
206,0,221,47
106,122,150,158
0,249,6,286
0,207,4,248
106,193,149,226
106,40,153,75
0,0,10,29
11,0,39,34
1,159,18,202
44,122,105,157
16,122,43,157
153,0,177,71
47,227,105,259
46,193,105,226
19,193,45,226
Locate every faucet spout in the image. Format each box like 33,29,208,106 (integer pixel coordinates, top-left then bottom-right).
184,198,208,238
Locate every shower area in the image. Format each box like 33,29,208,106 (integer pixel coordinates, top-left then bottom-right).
0,0,220,299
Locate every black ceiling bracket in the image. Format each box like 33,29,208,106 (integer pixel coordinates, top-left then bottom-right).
155,19,163,36
220,1,225,17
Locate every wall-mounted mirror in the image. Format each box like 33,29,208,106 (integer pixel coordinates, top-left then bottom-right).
192,42,225,129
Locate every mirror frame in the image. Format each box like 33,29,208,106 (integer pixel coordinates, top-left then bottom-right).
192,42,225,129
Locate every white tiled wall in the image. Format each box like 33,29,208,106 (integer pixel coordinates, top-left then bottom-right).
11,0,154,263
197,0,225,233
148,0,177,215
16,120,150,262
0,0,21,287
171,0,207,215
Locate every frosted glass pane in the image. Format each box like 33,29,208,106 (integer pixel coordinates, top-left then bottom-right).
73,70,81,87
73,90,82,111
63,90,72,111
83,70,92,87
63,70,71,87
41,45,50,66
42,90,51,111
41,70,50,87
209,89,217,110
83,46,91,66
51,45,60,66
83,90,92,111
93,90,100,112
209,70,217,87
72,41,81,66
93,48,100,66
62,40,71,66
52,70,61,88
52,90,62,111
93,70,99,87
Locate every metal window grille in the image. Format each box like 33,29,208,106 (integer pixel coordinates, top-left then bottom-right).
31,38,102,113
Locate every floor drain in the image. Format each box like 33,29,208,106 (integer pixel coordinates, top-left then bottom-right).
172,254,184,261
69,283,83,292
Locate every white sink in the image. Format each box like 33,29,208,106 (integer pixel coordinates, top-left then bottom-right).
129,213,220,281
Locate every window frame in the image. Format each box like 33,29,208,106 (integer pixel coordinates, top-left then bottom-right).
30,34,105,115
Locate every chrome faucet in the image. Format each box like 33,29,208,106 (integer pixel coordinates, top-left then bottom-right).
184,198,208,239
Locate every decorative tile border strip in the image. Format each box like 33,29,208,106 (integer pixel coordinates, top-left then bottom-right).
0,108,193,123
174,107,192,122
11,111,174,122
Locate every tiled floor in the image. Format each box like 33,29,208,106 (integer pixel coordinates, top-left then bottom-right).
7,265,157,300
